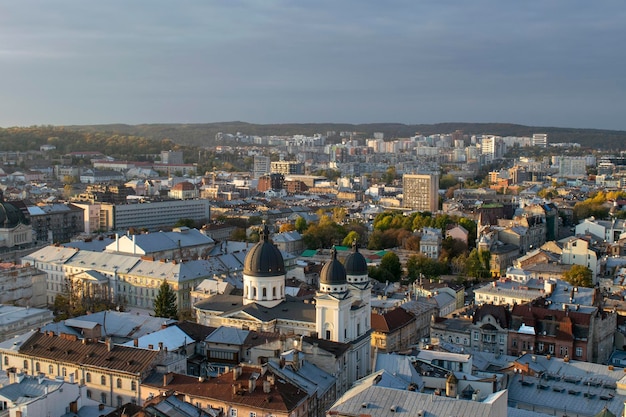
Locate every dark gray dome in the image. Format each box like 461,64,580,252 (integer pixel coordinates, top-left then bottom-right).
243,224,285,277
344,240,367,275
0,199,28,228
320,247,347,286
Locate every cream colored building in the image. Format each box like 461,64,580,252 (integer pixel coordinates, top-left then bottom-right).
402,173,439,212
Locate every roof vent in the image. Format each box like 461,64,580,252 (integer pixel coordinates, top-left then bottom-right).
390,405,399,413
361,402,369,408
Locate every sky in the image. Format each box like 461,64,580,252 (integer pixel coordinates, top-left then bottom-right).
1,1,625,130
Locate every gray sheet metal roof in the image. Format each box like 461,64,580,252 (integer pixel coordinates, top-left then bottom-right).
205,326,249,345
330,384,506,417
0,376,63,403
508,354,625,417
42,311,173,341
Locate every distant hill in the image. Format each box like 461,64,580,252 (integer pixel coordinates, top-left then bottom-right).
64,122,626,150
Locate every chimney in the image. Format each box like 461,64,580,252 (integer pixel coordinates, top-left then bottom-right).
106,338,113,352
248,376,257,393
133,339,139,347
293,350,300,371
163,373,174,387
263,380,271,393
158,342,164,351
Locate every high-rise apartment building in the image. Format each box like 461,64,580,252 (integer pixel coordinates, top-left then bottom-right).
402,173,440,212
270,161,304,176
253,155,271,178
532,133,548,148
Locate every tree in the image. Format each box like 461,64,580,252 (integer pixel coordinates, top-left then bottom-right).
406,254,448,281
439,174,458,189
342,231,361,247
279,223,296,233
467,249,490,279
563,265,593,288
230,228,247,241
154,279,178,319
382,166,397,185
295,216,307,233
379,252,402,281
174,218,196,228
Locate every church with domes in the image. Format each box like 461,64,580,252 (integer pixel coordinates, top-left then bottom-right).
0,191,32,249
194,224,372,390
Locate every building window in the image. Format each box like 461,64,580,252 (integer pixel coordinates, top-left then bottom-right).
35,362,40,372
499,335,505,344
23,360,28,370
86,373,91,383
250,413,257,417
62,368,67,377
131,381,137,391
549,345,554,354
230,409,238,417
86,390,92,399
101,375,106,385
117,396,123,407
326,330,331,340
473,332,479,341
101,393,106,404
576,347,583,357
512,339,517,347
49,365,53,374
3,357,7,366
117,378,122,388
538,342,544,352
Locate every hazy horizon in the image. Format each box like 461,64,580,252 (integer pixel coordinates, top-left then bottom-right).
1,1,624,131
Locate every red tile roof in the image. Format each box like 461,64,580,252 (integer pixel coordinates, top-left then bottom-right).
371,308,416,333
142,366,307,412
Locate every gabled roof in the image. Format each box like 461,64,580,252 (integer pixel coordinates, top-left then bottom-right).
17,332,160,375
175,321,217,342
142,367,308,412
371,308,415,333
473,304,511,328
121,325,193,351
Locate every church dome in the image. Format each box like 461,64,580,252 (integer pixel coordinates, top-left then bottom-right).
320,247,347,286
0,199,28,228
243,224,285,277
344,241,368,275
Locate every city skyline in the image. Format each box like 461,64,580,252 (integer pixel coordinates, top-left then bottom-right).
1,1,625,131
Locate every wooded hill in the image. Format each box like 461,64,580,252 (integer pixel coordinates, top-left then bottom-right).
63,122,626,150
1,122,625,154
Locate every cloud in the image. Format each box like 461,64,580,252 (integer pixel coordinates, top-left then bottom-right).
0,0,624,129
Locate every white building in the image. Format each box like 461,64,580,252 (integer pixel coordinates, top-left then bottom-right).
532,133,548,147
195,236,372,396
560,237,601,282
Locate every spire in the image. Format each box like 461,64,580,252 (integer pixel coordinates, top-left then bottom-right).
260,221,270,242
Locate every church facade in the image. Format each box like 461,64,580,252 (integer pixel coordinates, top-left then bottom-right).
194,226,372,394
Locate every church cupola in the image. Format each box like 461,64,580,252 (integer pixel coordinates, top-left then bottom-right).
344,240,368,284
242,223,286,307
319,247,348,294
